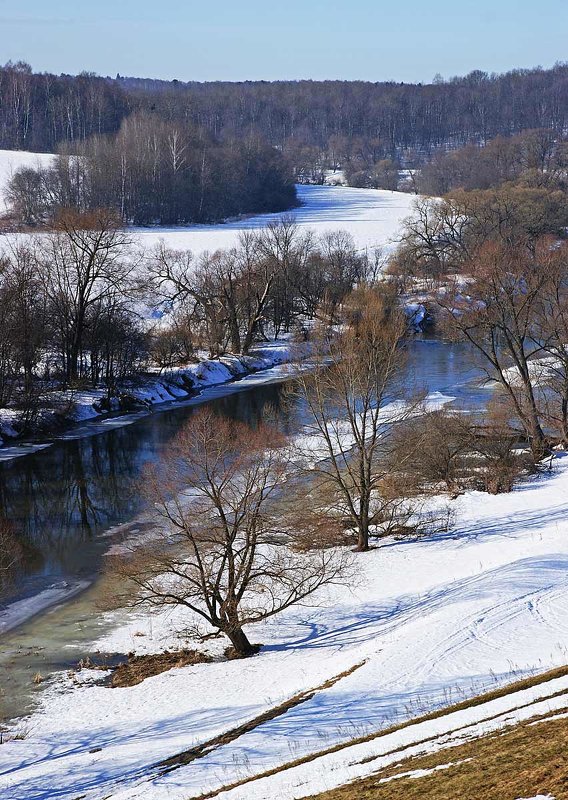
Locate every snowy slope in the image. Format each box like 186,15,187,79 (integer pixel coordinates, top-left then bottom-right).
3,454,568,799
132,184,416,256
212,673,568,799
0,149,55,210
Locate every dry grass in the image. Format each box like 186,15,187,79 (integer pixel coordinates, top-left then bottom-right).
110,649,211,688
192,664,568,800
223,643,261,660
308,709,568,799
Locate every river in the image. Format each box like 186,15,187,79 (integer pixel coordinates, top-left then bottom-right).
0,335,487,722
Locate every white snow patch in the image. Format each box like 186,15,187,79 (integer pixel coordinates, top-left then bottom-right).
0,149,55,210
132,184,415,257
515,796,556,800
378,759,471,785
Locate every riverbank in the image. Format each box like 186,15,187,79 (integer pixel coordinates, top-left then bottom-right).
0,339,302,453
0,338,485,631
2,447,568,799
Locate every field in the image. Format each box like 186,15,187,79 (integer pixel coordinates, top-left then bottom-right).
0,149,416,256
131,184,416,257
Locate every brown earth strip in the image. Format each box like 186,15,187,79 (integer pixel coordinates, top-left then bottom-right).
308,706,568,800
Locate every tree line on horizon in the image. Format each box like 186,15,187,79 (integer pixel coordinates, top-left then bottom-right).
3,60,568,174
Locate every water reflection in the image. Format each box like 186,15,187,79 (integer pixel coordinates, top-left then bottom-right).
0,340,484,609
0,382,295,598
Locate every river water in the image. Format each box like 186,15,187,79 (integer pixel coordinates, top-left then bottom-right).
0,338,486,721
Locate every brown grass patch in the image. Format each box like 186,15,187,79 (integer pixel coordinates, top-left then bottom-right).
223,643,262,660
308,709,568,799
192,664,568,799
111,649,211,688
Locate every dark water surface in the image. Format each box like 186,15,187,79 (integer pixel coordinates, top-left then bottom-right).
0,339,486,719
0,340,485,620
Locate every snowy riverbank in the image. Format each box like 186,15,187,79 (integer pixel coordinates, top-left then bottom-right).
2,451,568,799
0,340,302,455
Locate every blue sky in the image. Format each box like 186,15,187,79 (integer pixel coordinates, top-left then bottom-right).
1,0,566,82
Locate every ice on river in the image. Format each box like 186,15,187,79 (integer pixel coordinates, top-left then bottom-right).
132,183,416,256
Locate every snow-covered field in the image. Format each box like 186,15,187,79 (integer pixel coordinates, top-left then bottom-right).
132,184,415,257
0,149,55,212
3,454,568,800
0,149,416,257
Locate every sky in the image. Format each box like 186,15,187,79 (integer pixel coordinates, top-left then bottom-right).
0,0,567,83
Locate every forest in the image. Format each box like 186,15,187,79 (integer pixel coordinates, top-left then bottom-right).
3,59,568,171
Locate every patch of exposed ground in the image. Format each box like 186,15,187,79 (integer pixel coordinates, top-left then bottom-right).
110,649,212,688
308,707,568,800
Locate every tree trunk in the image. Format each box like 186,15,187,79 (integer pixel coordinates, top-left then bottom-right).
227,626,256,657
526,404,548,461
561,384,568,447
228,312,241,354
355,514,369,552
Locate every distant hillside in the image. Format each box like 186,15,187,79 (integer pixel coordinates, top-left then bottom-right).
2,61,568,186
118,64,568,159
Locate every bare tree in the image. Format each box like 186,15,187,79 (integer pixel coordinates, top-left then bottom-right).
255,216,314,337
0,519,23,597
0,240,48,422
470,398,530,493
40,208,135,383
293,287,416,552
438,239,549,460
112,410,348,656
531,240,568,445
391,410,474,494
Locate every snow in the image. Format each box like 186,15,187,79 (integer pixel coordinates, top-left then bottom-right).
0,442,53,463
1,153,563,799
515,797,555,800
3,449,568,799
0,154,414,258
0,149,55,211
0,341,302,457
292,391,454,467
0,152,413,259
377,759,471,785
404,301,429,331
132,184,415,257
323,170,347,186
